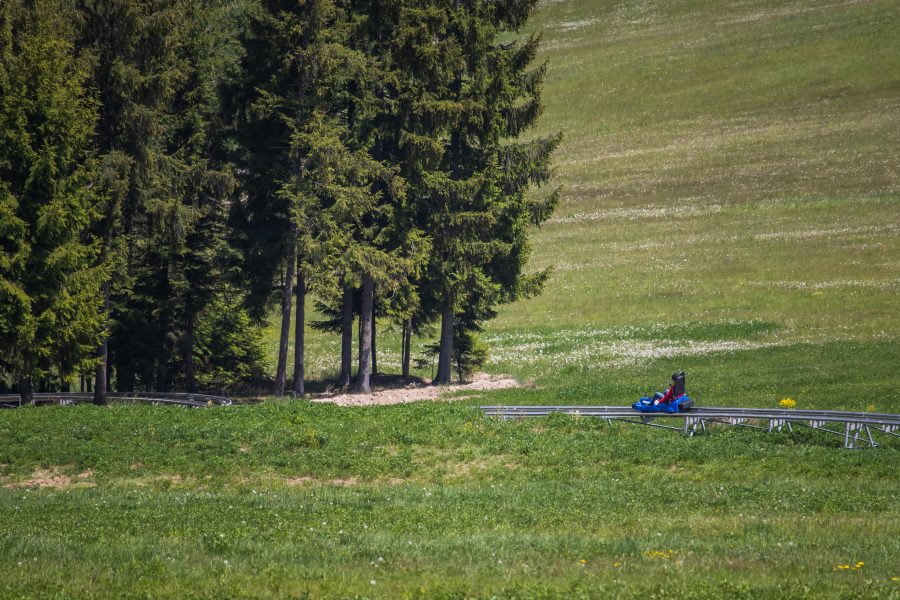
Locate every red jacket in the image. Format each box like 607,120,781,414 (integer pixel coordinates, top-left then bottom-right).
656,384,676,404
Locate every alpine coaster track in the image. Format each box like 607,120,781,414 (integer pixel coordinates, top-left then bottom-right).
480,405,900,449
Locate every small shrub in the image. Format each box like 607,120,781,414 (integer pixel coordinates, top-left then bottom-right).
194,292,265,392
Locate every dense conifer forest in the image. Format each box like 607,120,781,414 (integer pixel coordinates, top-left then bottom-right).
0,0,559,402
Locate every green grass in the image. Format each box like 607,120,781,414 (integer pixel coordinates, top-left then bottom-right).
5,0,900,596
1,395,898,598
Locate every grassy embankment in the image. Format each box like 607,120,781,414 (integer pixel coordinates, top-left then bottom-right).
2,0,899,597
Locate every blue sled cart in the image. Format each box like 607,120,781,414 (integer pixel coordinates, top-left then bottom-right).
633,371,694,413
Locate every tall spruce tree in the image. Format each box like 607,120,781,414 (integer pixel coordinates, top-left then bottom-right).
345,1,438,392
346,0,457,387
0,0,106,403
146,0,247,393
238,0,414,395
236,0,373,396
225,0,294,394
77,0,186,402
420,0,559,384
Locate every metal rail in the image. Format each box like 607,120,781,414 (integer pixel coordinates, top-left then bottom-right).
0,394,22,409
480,405,900,449
1,392,231,408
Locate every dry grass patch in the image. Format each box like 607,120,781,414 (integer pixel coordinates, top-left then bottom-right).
3,467,95,490
283,476,358,487
412,447,519,480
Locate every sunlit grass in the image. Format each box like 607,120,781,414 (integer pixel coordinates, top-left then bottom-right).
1,394,898,598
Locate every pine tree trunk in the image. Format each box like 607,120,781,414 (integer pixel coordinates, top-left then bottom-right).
435,299,454,385
274,239,296,397
156,259,170,393
18,376,32,405
402,318,412,381
292,267,305,397
339,284,353,388
185,315,195,393
94,338,108,404
116,351,134,392
93,283,110,405
371,290,377,378
353,274,373,393
157,360,168,393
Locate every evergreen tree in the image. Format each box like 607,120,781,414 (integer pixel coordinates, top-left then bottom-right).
147,0,248,393
238,0,412,395
193,288,266,392
0,0,106,403
351,0,457,388
417,0,559,384
235,0,377,396
76,0,186,402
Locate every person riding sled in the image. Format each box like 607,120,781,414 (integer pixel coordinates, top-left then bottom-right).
632,371,692,413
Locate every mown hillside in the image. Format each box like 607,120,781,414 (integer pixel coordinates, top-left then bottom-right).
491,0,900,384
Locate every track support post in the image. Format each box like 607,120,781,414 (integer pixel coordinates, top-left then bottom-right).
683,417,704,437
844,422,877,449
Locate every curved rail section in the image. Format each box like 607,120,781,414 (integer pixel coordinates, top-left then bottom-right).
480,405,900,449
1,392,231,408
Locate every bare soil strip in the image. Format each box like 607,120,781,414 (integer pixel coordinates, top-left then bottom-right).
311,373,520,407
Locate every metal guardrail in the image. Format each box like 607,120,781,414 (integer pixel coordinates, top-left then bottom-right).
0,394,22,409
1,392,231,408
480,405,900,449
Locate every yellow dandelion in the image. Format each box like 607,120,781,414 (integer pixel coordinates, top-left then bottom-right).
866,404,876,413
579,559,587,565
779,398,796,409
613,562,621,567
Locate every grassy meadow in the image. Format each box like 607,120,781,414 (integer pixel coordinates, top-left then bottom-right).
3,0,899,597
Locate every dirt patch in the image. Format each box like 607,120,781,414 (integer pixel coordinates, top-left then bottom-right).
312,373,520,407
284,476,314,486
4,467,95,490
